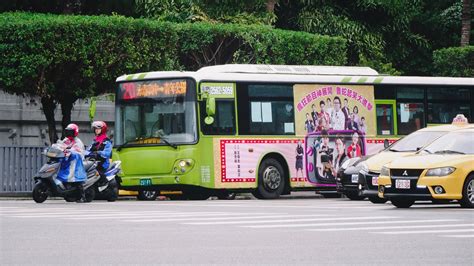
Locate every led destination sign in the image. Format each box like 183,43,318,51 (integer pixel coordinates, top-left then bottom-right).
119,79,187,100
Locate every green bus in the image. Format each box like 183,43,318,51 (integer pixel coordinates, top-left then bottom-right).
113,64,474,200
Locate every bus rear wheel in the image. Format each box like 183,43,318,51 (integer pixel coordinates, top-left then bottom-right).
252,158,285,199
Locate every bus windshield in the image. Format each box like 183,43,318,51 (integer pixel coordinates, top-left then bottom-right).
115,78,197,146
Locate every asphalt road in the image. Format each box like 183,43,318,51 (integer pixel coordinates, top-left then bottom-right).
1,196,473,265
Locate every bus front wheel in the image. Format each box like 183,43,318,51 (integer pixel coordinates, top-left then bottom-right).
137,190,159,201
252,158,285,199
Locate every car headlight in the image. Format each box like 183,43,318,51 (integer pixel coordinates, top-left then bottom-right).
358,161,369,174
380,166,390,177
341,158,358,170
425,167,456,176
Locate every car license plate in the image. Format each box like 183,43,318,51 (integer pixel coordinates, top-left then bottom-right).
372,176,378,186
140,178,152,186
395,179,410,189
351,174,359,183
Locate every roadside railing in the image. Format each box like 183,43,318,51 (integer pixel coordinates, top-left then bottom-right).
0,146,46,195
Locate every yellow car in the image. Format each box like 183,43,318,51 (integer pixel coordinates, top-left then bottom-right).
357,122,473,204
378,128,474,208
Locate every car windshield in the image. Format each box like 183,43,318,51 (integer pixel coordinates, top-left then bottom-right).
388,131,445,152
421,132,474,155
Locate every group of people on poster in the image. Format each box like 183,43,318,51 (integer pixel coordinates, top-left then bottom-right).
296,94,369,183
296,130,363,183
304,96,367,134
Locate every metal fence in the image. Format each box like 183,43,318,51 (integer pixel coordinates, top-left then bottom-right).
0,146,46,194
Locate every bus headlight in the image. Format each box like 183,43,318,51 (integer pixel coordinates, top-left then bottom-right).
173,159,194,175
425,167,455,176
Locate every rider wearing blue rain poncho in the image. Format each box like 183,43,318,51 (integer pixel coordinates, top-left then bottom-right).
57,123,87,202
85,121,112,185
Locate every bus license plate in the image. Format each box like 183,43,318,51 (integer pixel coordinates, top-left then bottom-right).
140,178,152,186
351,174,359,183
372,176,378,186
395,179,410,189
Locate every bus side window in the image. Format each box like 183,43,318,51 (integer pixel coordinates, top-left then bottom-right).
200,100,236,135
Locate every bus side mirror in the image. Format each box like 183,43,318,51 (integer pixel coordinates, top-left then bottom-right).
383,139,389,149
205,97,215,125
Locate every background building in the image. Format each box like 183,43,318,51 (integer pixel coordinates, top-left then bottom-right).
0,90,114,146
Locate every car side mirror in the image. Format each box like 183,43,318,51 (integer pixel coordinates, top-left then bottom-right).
383,139,389,149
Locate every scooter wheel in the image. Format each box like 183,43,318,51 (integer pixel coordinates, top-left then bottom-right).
33,182,49,203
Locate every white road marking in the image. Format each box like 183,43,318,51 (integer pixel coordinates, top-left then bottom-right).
246,219,459,229
376,229,474,235
125,214,335,223
441,235,474,238
184,216,397,225
307,223,474,232
65,212,283,220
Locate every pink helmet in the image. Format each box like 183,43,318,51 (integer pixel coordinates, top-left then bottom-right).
91,121,107,135
65,123,79,137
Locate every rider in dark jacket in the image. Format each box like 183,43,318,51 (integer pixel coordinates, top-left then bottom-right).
86,121,112,185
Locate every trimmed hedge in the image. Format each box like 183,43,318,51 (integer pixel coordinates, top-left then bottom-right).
433,46,474,77
0,12,347,98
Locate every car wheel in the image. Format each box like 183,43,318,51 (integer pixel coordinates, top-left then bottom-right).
252,158,285,199
368,196,387,204
460,174,474,208
391,198,414,208
345,191,365,200
32,181,49,203
137,190,158,201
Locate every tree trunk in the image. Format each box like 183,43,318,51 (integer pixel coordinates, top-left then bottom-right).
41,96,58,144
461,0,471,46
59,96,77,139
266,0,278,13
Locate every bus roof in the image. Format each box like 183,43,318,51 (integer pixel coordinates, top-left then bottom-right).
116,64,474,86
197,64,379,76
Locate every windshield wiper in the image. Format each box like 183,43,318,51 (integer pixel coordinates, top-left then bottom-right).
433,150,465,155
160,137,177,149
389,148,417,152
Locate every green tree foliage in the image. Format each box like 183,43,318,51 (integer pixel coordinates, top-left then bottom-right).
0,12,179,142
176,22,346,70
0,12,346,142
275,0,468,76
433,46,474,77
135,0,276,25
0,0,136,16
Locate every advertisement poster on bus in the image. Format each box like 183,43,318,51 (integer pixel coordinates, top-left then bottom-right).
213,139,308,189
293,84,376,185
